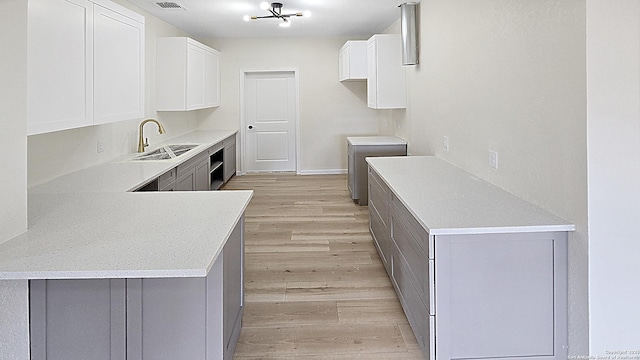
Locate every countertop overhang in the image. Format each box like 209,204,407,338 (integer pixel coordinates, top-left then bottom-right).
0,130,253,280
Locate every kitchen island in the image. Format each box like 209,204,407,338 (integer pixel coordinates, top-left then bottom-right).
0,130,251,360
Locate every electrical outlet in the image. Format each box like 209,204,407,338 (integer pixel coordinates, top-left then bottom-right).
489,150,498,169
443,136,449,151
97,141,104,153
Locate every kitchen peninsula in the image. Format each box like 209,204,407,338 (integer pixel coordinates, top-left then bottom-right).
0,130,251,360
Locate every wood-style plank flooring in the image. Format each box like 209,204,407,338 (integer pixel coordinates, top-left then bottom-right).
222,174,423,359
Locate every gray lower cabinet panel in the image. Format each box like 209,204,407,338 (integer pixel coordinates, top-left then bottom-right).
348,142,406,205
127,276,213,360
435,232,567,360
223,136,237,183
223,218,244,359
367,164,568,360
368,168,391,273
30,279,126,360
29,218,245,360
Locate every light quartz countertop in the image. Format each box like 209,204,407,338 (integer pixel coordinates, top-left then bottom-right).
30,130,238,194
366,156,575,235
0,130,253,280
347,136,407,146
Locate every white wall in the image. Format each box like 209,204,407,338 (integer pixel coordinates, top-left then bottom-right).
27,0,201,187
387,0,589,354
0,0,27,242
198,38,379,173
0,1,31,358
587,0,640,355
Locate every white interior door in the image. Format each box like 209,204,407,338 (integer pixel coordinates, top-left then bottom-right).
244,71,297,172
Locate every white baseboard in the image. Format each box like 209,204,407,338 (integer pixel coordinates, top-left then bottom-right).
297,169,347,175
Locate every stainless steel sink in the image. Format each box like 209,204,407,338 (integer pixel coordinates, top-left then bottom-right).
132,144,198,161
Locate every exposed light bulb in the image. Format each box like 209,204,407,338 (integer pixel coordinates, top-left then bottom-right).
260,2,270,10
279,20,290,27
243,15,250,21
303,10,311,17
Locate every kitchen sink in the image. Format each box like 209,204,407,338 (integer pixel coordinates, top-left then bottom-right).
132,144,199,161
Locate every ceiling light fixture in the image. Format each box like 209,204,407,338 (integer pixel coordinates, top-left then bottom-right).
244,2,307,27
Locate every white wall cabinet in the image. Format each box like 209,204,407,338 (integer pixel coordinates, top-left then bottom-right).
27,0,145,135
339,41,367,81
156,38,220,111
366,34,406,109
93,2,145,125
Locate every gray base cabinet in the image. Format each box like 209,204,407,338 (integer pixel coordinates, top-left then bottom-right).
134,133,237,192
368,164,568,360
29,218,244,360
223,135,236,183
347,137,406,206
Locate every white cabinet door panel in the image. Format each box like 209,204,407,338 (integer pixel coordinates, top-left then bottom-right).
93,4,144,125
204,49,220,107
186,44,206,110
366,35,406,109
156,38,220,111
27,0,94,135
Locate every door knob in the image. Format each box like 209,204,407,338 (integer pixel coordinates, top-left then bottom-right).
248,125,253,129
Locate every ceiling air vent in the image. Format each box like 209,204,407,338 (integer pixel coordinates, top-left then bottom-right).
155,2,185,10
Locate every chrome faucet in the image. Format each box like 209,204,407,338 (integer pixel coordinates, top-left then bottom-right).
137,119,166,153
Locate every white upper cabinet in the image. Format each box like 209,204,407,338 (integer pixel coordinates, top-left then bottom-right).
156,38,221,111
27,0,145,135
339,41,367,81
27,0,94,135
93,1,145,125
367,34,406,109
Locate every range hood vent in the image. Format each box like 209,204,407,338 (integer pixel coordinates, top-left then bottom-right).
399,2,419,66
155,2,186,10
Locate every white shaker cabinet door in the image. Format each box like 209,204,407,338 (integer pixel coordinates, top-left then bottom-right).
27,0,94,135
93,3,145,125
366,34,406,109
204,49,220,107
186,44,207,110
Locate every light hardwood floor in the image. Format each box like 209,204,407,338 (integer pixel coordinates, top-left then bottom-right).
222,174,423,359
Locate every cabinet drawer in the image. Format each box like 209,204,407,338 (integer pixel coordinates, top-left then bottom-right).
390,240,430,352
369,203,389,268
223,135,236,147
209,141,224,155
158,168,176,189
391,209,430,310
390,193,432,258
177,152,207,178
368,169,389,222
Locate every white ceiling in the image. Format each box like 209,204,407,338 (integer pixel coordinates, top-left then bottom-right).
126,0,404,38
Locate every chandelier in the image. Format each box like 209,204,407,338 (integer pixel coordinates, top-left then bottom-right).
243,2,309,28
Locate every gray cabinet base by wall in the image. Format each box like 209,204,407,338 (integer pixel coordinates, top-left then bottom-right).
347,138,406,206
29,218,244,360
368,165,568,360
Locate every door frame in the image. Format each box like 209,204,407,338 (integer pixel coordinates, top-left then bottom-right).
239,68,301,175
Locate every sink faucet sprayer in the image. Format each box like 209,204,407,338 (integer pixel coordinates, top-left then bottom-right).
137,119,166,153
